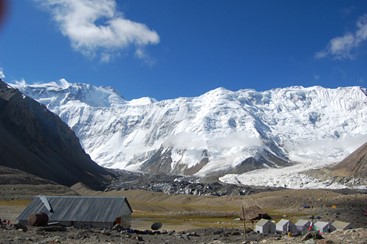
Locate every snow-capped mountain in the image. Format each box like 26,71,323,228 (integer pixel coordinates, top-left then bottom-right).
10,79,367,188
0,79,111,189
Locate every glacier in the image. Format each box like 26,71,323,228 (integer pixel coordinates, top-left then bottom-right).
9,79,367,189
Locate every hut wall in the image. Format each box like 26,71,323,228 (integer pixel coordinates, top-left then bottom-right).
120,215,131,228
269,222,276,234
255,225,265,234
277,222,297,234
318,224,334,233
296,223,310,233
255,222,275,234
296,224,308,234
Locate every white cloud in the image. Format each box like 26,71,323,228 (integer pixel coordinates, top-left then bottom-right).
315,14,367,60
134,47,155,66
0,68,5,79
36,0,160,62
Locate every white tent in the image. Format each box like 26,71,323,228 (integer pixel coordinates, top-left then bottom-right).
276,219,298,235
255,218,276,234
314,221,335,234
295,219,311,234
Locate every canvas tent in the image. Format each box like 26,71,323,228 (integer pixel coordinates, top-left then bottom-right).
276,219,297,235
295,219,311,234
17,196,133,229
255,218,276,234
331,220,352,230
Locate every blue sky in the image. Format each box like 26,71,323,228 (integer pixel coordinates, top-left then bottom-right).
1,0,367,100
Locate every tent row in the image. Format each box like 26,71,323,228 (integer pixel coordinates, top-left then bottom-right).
255,218,352,235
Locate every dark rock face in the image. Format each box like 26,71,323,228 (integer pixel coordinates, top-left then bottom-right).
140,145,290,178
0,80,111,189
140,147,211,176
140,147,174,174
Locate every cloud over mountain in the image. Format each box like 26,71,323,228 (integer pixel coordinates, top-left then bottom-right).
35,0,160,62
316,14,367,60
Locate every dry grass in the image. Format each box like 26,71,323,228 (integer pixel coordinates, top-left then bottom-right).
0,199,31,206
0,200,30,223
131,210,245,231
2,186,367,231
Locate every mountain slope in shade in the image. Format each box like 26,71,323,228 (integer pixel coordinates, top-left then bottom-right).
331,141,367,178
0,79,112,189
10,79,367,188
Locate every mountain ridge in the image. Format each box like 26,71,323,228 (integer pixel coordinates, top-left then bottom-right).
0,79,113,189
9,79,367,188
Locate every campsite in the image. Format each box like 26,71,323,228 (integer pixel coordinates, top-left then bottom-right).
1,182,367,243
1,0,367,243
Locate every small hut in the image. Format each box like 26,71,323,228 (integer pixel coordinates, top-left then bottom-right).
276,219,297,235
295,219,311,234
255,218,276,234
17,195,132,229
331,220,352,230
314,221,334,234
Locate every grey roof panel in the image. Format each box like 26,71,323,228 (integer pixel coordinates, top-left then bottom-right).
295,219,310,226
314,221,330,229
17,196,132,223
256,218,270,227
276,219,290,226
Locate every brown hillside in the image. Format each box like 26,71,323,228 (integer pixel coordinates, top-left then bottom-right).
331,141,367,178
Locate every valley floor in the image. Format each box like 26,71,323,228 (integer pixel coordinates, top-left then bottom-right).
1,183,367,241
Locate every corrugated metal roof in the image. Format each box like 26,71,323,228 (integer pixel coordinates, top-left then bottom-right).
17,196,132,223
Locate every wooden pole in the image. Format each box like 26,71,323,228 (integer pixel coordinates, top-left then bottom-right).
242,206,246,237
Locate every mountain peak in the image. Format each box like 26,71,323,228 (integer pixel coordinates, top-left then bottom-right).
203,87,232,96
10,80,367,189
58,78,71,89
10,80,126,108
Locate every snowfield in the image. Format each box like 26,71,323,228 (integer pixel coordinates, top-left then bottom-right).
10,79,367,189
220,161,347,189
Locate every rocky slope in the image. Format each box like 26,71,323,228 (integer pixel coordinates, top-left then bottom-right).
331,141,367,178
304,141,367,187
0,79,112,189
0,166,78,200
10,79,367,187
